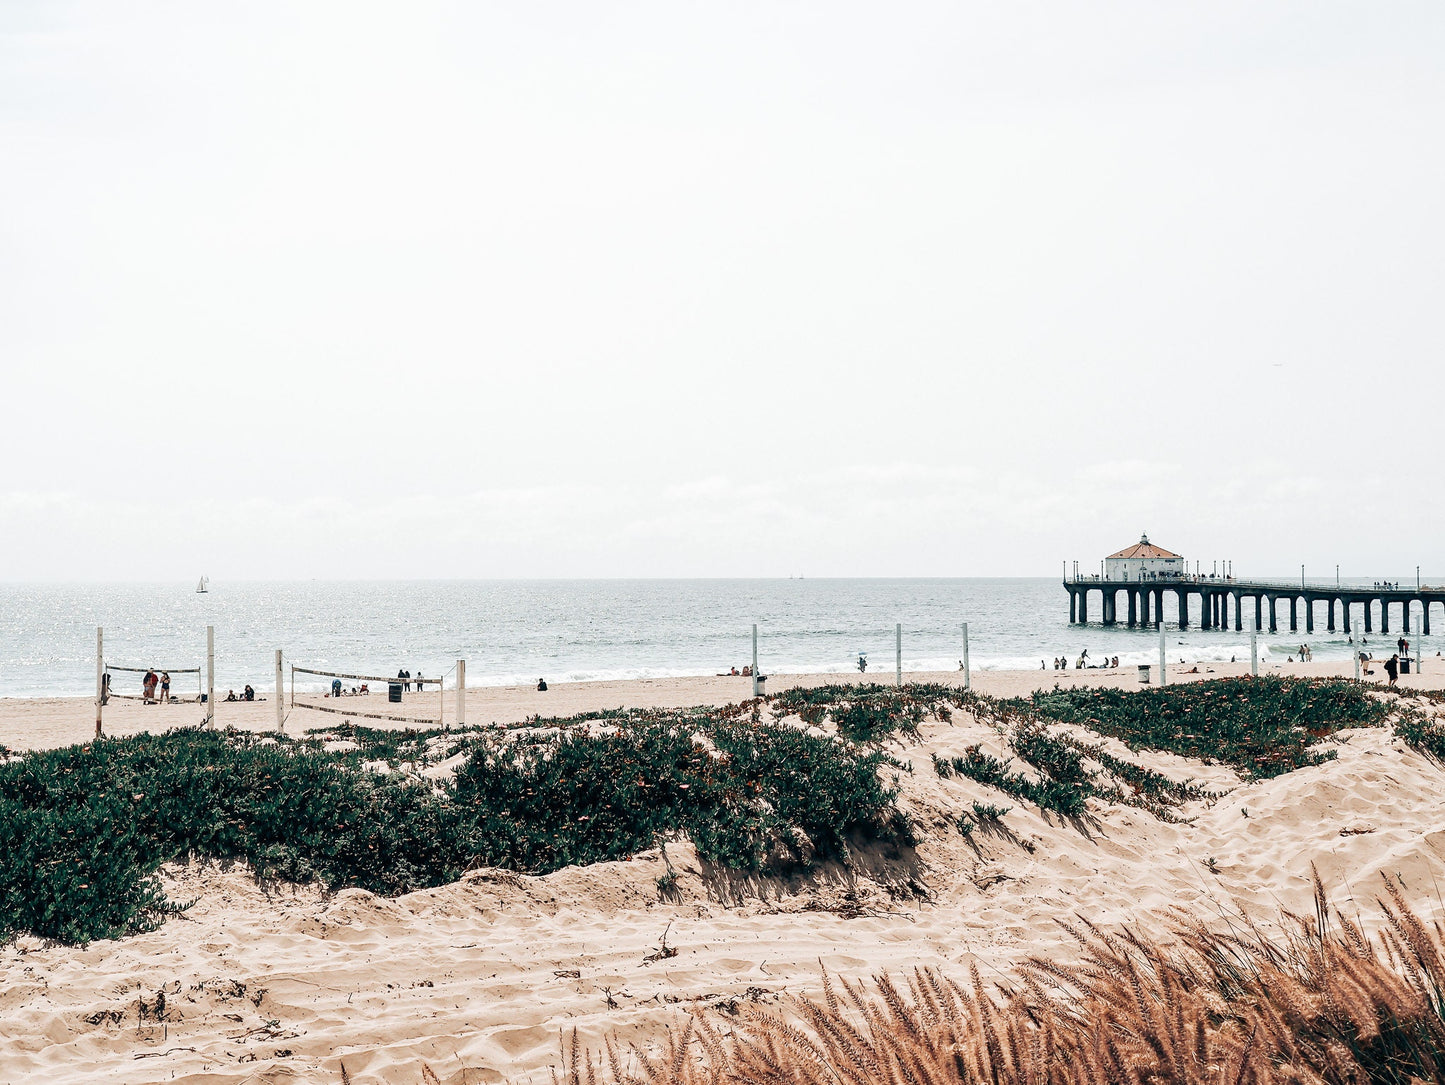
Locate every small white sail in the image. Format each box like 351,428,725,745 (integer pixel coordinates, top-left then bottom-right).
196,576,209,593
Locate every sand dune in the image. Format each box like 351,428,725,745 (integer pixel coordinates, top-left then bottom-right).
2,670,1444,1084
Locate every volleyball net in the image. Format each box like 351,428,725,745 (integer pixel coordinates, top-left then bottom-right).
287,663,457,728
102,662,204,703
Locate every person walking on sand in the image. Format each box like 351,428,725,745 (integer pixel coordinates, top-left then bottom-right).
1385,653,1400,686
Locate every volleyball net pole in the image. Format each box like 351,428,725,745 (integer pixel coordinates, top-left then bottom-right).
274,649,284,733
455,659,466,727
95,626,104,738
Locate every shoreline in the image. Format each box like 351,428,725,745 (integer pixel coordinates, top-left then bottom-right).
4,656,1440,752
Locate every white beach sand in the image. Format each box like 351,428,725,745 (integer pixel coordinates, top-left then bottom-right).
1,663,1443,1084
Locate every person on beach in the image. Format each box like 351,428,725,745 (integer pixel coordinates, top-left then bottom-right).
331,677,342,697
142,669,158,704
1385,654,1400,686
159,671,170,703
857,653,867,673
537,678,548,691
100,671,110,706
243,684,256,701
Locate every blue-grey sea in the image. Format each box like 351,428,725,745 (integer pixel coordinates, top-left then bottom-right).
0,579,1404,699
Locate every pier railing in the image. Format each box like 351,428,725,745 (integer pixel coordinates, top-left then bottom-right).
1063,575,1433,592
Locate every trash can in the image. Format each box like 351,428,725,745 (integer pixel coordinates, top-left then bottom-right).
1137,664,1151,684
1401,658,1412,675
755,675,767,694
389,682,403,703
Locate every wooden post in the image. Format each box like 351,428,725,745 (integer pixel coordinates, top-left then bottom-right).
1353,620,1360,681
752,624,759,697
275,650,284,733
895,623,902,687
1157,622,1167,685
95,626,104,738
290,665,294,707
1250,626,1258,677
206,625,215,728
961,622,970,691
456,659,466,726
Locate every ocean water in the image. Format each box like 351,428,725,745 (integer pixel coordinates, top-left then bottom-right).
0,578,1414,699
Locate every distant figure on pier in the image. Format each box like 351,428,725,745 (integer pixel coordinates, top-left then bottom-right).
1385,654,1399,686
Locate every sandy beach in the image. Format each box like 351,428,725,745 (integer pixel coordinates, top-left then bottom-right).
1,664,1443,1084
4,656,1441,753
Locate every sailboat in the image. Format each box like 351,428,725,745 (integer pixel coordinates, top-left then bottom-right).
196,576,209,594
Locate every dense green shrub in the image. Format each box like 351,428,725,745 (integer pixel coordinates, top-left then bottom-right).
770,684,933,743
1011,676,1387,779
1395,709,1445,762
0,710,912,946
449,712,911,872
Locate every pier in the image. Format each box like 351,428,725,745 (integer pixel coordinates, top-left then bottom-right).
1064,575,1445,636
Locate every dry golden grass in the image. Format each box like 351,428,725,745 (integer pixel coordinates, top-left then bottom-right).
554,869,1445,1085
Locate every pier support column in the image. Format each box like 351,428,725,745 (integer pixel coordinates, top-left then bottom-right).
1079,590,1088,624
1154,589,1164,629
1403,601,1410,634
1069,591,1077,624
1305,597,1314,634
1200,592,1210,630
1127,591,1137,628
1254,595,1263,632
1328,598,1337,633
1380,599,1389,635
1425,602,1432,637
1364,599,1373,634
1178,589,1188,629
1289,596,1297,633
1234,593,1243,632
1267,595,1277,634
1103,591,1115,626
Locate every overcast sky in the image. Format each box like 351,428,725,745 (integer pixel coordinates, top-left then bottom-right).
3,2,1442,580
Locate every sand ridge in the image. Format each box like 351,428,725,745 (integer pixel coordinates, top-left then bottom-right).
3,669,1445,1083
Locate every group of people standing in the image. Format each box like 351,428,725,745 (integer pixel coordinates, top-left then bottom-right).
1051,652,1119,670
141,669,170,704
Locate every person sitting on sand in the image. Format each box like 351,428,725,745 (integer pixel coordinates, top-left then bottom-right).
225,689,238,701
243,684,255,701
731,667,739,675
742,665,752,677
359,683,369,694
537,678,548,691
1385,654,1399,686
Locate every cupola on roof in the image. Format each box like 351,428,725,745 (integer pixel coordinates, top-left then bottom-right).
1107,533,1182,560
